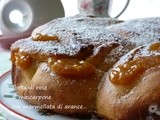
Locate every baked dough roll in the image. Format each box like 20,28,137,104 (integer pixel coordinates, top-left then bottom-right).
11,14,160,116
97,42,160,120
11,15,122,115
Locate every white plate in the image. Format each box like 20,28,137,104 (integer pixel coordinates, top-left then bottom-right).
0,71,90,120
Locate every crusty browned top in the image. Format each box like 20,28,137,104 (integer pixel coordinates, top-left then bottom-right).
11,15,123,57
107,17,160,46
11,15,160,60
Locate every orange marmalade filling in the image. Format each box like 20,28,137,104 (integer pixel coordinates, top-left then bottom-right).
49,59,95,78
13,53,32,69
149,42,160,51
109,56,160,85
32,33,59,41
12,53,96,78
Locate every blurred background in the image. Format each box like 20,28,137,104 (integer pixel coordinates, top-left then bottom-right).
1,0,160,49
61,0,160,20
0,0,160,35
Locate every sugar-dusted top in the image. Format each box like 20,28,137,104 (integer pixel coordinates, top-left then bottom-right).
11,15,122,57
107,17,160,46
11,15,160,59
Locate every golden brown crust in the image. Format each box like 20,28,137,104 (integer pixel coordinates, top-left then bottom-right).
11,15,123,58
11,15,123,115
97,42,160,120
10,15,160,117
14,62,104,114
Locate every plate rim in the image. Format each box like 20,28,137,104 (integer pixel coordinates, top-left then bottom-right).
0,70,33,120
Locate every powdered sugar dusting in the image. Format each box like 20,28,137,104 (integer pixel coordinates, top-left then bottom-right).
102,17,160,65
11,15,160,63
107,17,160,46
11,15,123,56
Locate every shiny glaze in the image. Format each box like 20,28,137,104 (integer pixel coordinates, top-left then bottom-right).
109,56,160,85
11,52,96,78
33,33,59,41
149,42,160,51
